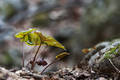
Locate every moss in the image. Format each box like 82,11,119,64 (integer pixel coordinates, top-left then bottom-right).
0,52,14,69
3,3,17,20
32,12,50,27
83,0,117,26
104,44,120,59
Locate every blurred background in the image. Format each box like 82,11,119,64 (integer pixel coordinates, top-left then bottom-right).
0,0,120,72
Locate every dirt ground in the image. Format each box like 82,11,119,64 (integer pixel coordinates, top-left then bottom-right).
0,66,119,80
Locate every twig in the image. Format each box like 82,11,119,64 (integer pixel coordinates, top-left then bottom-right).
108,59,120,73
41,60,58,74
20,71,45,79
26,46,37,67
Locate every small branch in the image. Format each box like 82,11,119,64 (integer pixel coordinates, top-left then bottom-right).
108,59,120,73
0,67,45,80
0,67,25,80
41,60,58,74
20,70,45,79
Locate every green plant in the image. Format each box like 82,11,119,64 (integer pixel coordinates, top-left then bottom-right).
104,45,120,59
15,28,69,74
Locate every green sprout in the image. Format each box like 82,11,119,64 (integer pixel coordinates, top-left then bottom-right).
15,28,68,74
104,45,120,59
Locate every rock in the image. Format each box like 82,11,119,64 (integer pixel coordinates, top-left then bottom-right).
0,20,14,47
49,9,67,20
5,0,27,10
31,13,50,27
84,39,120,74
97,77,107,80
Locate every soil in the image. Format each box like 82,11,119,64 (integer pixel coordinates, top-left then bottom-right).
0,66,119,80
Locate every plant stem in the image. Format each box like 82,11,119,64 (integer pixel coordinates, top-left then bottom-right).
22,42,24,68
33,46,41,62
41,60,58,74
31,45,41,70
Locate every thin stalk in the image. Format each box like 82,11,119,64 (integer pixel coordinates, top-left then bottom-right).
108,59,120,73
36,45,47,60
22,42,24,68
26,46,37,67
31,45,41,70
41,60,58,74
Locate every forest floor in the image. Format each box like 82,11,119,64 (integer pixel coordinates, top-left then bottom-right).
0,66,118,80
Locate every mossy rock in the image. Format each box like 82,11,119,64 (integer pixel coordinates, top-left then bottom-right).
82,0,118,26
1,3,17,20
0,52,14,69
84,39,120,74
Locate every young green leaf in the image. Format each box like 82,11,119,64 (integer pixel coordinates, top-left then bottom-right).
15,28,37,42
55,52,69,60
25,32,41,45
15,28,36,39
15,28,65,50
43,36,65,50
